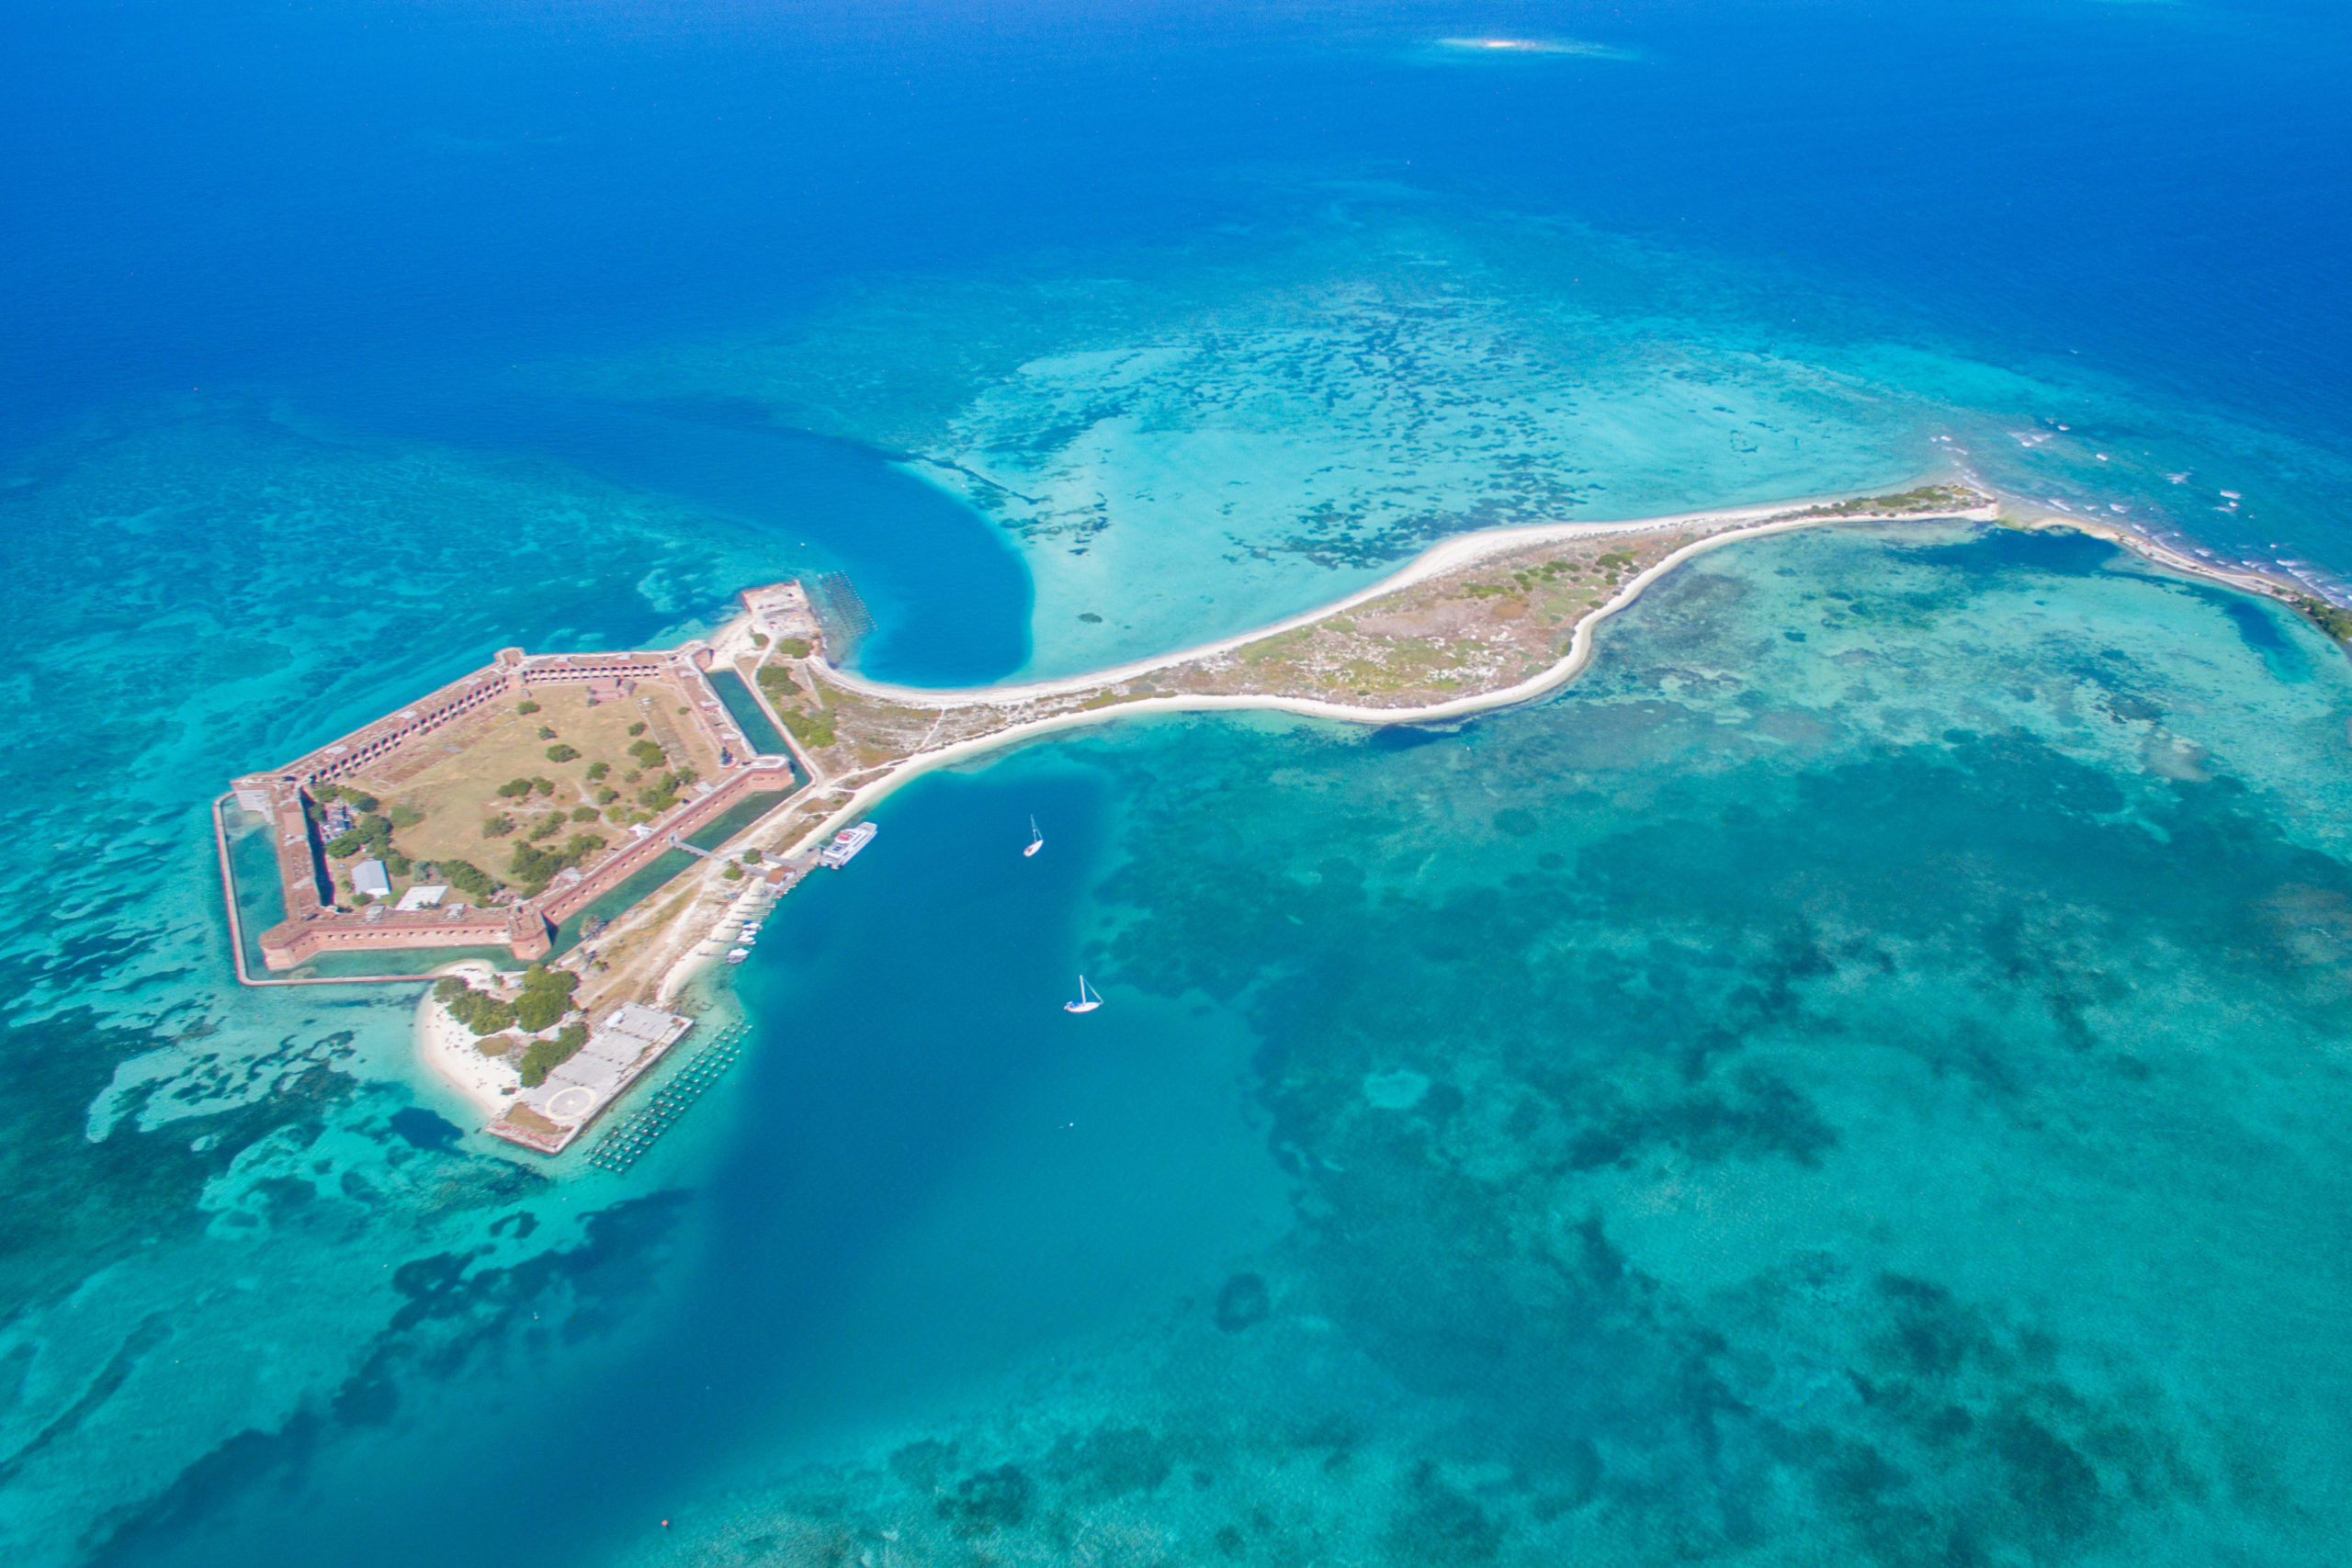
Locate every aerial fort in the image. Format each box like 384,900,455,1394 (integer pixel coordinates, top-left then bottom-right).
226,581,826,977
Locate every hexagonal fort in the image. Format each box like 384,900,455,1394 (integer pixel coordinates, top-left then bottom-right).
228,585,820,976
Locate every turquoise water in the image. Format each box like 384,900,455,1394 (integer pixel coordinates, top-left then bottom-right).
49,522,2352,1567
617,524,2352,1563
11,1,2352,1562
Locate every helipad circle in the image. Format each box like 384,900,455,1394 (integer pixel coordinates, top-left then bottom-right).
545,1086,596,1121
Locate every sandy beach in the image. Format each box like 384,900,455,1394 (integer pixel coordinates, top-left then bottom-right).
628,481,2315,1008
413,961,522,1117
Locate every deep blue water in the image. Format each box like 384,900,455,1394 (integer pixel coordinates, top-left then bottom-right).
10,0,2352,459
10,2,2352,1564
101,761,1289,1567
324,388,1033,683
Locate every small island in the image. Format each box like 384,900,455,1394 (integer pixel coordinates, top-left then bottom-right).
213,479,2332,1155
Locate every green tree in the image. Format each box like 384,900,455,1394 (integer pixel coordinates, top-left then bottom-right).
628,722,647,737
537,725,557,740
516,700,541,715
532,777,556,795
514,987,569,1032
441,860,499,899
586,761,610,781
496,778,534,798
722,863,743,881
518,1020,589,1088
514,965,582,1032
441,982,516,1036
481,814,516,839
545,743,581,763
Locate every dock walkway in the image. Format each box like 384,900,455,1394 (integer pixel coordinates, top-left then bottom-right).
583,1021,748,1173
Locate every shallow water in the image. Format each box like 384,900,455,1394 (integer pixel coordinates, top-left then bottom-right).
10,0,2352,1562
614,523,2352,1565
61,524,2352,1568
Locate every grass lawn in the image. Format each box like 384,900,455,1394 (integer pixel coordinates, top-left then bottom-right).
347,679,724,878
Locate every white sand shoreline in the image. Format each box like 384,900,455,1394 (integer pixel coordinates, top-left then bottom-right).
650,491,2005,1002
413,961,521,1117
611,478,2318,1010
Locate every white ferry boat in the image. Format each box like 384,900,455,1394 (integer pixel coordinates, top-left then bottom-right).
820,821,877,868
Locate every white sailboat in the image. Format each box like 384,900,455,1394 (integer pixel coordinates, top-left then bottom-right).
1023,816,1044,858
1063,975,1102,1014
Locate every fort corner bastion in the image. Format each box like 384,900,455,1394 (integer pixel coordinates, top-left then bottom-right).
226,582,821,978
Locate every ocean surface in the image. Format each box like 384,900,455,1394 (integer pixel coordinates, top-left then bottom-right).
5,1,2352,1563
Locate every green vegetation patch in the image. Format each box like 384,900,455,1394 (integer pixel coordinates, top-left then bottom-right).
435,976,515,1036
779,707,837,749
2291,595,2352,642
508,832,607,896
323,812,394,859
441,860,498,899
635,768,699,813
512,964,580,1032
1799,484,1981,519
520,1021,589,1088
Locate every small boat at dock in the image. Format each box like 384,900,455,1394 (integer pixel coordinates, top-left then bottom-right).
1063,975,1102,1014
725,947,750,964
820,822,877,868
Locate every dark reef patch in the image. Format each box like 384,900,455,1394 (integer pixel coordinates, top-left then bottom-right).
1215,1271,1272,1332
936,1463,1035,1534
90,1191,686,1563
388,1105,463,1150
